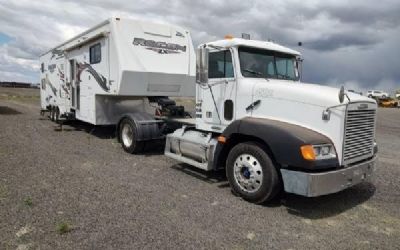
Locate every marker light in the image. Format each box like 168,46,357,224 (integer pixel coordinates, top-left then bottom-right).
301,145,316,161
217,136,227,144
224,34,234,40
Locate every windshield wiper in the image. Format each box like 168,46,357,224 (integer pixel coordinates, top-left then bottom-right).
276,73,293,80
243,68,263,76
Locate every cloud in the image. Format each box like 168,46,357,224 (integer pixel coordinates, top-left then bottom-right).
303,31,380,51
0,0,398,93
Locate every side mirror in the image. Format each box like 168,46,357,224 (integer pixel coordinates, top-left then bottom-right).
295,57,303,81
196,47,209,85
339,86,345,103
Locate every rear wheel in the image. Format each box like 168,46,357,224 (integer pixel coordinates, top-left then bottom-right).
226,142,281,204
55,107,60,122
119,118,144,154
50,106,55,121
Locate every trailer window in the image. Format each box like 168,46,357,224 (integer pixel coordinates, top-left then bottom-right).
209,50,234,78
90,43,101,64
41,63,44,73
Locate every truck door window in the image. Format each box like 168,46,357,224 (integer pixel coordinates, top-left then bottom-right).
208,50,234,78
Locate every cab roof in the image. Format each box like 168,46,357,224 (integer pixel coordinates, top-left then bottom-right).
205,38,300,56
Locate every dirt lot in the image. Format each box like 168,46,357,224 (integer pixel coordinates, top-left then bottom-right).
1,87,399,250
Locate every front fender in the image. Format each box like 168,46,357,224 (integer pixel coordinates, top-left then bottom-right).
216,117,339,170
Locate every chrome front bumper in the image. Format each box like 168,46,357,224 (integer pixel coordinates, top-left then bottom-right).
280,156,376,197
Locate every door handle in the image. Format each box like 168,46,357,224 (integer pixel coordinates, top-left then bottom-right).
246,100,261,112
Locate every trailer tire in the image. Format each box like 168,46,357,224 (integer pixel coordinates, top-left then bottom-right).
55,107,60,122
50,106,55,121
119,118,144,154
226,142,281,204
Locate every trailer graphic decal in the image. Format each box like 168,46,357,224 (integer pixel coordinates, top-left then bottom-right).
77,62,109,92
61,84,69,95
58,67,65,82
50,49,65,60
133,37,186,54
45,76,57,96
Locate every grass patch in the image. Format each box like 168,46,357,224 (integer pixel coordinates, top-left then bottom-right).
24,197,33,207
56,221,72,235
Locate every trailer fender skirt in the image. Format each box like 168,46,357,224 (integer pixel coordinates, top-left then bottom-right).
117,112,164,142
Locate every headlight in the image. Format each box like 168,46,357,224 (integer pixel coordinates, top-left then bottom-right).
301,144,337,161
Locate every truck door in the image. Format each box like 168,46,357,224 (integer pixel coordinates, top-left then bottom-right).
207,49,236,126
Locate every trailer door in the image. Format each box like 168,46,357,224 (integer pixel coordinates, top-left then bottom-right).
69,59,78,110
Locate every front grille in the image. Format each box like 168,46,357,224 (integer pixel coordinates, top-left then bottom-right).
343,107,376,164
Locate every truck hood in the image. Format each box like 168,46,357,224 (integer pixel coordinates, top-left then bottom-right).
250,79,375,108
233,78,377,165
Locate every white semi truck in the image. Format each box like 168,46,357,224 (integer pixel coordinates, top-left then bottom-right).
40,18,378,204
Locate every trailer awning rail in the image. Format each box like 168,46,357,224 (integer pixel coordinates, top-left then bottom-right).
65,32,107,52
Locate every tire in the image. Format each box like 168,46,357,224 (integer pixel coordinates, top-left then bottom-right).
55,107,60,122
119,118,144,154
50,106,55,121
226,142,281,204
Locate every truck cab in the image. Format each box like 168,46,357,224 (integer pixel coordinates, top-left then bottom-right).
165,37,378,203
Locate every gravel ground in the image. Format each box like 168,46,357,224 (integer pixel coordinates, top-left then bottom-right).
0,87,399,250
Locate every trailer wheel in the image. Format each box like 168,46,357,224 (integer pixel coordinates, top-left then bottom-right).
55,107,60,122
119,118,144,154
50,106,55,121
226,142,281,204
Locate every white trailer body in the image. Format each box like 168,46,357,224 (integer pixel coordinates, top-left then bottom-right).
40,18,195,125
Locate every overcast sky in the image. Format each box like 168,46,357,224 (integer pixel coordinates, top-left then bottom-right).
0,0,399,93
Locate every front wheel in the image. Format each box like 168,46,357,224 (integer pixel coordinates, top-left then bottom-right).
119,118,144,154
226,142,281,204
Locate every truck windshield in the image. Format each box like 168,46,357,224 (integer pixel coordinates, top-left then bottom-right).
238,46,299,81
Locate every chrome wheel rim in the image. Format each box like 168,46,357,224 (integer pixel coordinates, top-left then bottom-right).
121,123,133,147
233,154,263,193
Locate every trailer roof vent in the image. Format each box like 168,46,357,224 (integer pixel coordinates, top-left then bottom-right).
224,34,234,40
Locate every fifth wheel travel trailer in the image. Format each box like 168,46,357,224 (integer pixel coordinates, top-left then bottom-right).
40,18,378,204
40,18,195,125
